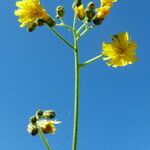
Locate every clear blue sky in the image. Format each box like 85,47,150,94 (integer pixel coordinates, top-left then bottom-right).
0,0,150,150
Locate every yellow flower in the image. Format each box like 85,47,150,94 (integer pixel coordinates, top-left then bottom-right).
102,32,138,67
74,4,85,20
37,120,61,134
101,0,117,7
96,0,117,19
96,6,110,19
14,0,50,28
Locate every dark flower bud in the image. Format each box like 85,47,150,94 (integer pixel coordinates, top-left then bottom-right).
72,0,82,9
27,22,37,32
56,6,65,18
27,123,38,136
30,116,37,124
43,110,56,119
36,110,43,119
93,17,104,25
85,9,96,22
87,2,95,10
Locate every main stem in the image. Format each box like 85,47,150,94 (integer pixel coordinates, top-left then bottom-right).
72,30,80,150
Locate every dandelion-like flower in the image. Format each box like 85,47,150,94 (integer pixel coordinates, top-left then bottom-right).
102,32,138,67
37,120,61,134
14,0,50,28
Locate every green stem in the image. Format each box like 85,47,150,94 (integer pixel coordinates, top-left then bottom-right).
77,23,86,34
56,23,73,31
73,15,77,30
63,23,74,31
80,54,103,68
78,25,95,39
59,18,74,31
46,23,75,51
72,31,80,150
78,28,89,39
38,128,52,150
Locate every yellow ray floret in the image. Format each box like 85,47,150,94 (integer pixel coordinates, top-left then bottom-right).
102,32,138,68
96,6,110,19
96,0,117,19
101,0,117,7
14,0,50,28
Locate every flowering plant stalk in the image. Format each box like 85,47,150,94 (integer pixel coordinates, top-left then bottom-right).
14,0,138,150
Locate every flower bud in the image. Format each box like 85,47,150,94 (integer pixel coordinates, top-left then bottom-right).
85,9,95,22
93,16,104,25
43,110,56,119
87,2,95,10
36,110,43,119
27,123,38,136
30,116,37,124
27,23,37,32
72,0,82,9
56,6,65,18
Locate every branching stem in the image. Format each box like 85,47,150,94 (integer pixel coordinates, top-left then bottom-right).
80,54,103,68
46,13,99,150
46,23,75,52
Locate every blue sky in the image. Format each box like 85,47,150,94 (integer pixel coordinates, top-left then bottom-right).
0,0,150,150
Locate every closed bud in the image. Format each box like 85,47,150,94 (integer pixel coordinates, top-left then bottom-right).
87,2,95,10
93,16,104,25
56,6,65,18
27,123,38,136
72,0,82,9
85,9,96,22
36,110,43,119
27,23,37,32
30,116,37,124
43,110,56,119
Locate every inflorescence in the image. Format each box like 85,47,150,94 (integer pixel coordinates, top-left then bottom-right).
27,109,61,136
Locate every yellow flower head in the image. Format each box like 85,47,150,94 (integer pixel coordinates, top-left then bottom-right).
96,0,117,19
74,4,85,20
37,120,61,134
14,0,50,28
102,32,138,68
96,6,110,19
101,0,117,7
